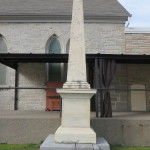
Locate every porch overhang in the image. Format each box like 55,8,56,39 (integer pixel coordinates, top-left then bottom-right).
1,53,150,69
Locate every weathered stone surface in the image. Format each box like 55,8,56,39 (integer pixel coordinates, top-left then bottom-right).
55,126,96,144
63,0,90,89
0,22,125,110
125,31,150,55
76,144,93,150
96,137,110,150
66,0,86,83
40,134,75,150
131,84,146,111
55,89,96,143
0,115,61,144
40,135,110,150
2,111,150,146
93,144,99,150
57,89,96,128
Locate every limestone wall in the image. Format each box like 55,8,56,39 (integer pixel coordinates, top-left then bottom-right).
0,23,125,54
85,23,125,54
1,23,150,111
2,24,150,112
0,23,125,110
0,23,150,111
18,63,46,110
125,33,150,54
0,68,15,110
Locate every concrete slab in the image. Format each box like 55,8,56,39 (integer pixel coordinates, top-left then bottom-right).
40,134,110,150
96,137,110,150
93,144,99,150
2,111,150,146
40,134,75,150
76,144,93,150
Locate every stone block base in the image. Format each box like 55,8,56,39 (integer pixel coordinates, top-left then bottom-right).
40,134,110,150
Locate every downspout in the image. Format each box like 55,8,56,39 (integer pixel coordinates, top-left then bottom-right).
125,17,131,28
14,63,19,110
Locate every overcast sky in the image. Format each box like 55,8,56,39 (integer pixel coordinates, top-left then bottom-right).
118,0,150,28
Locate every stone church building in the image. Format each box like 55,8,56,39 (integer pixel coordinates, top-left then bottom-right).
0,0,150,112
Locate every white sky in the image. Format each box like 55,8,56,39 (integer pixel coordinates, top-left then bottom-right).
118,0,150,28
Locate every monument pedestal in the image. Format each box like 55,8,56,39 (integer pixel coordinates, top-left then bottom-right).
54,89,96,144
40,134,110,150
55,127,96,144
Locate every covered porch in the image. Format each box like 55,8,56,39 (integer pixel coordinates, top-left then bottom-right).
0,53,150,114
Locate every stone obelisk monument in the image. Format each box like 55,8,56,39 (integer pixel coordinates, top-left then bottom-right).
55,0,96,144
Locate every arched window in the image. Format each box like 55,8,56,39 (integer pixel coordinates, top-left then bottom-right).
0,35,7,84
47,35,62,81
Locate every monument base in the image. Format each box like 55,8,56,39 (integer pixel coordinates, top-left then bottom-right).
55,126,96,144
55,88,96,144
40,134,110,150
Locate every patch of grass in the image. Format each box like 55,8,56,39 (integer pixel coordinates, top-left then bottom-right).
0,143,39,150
0,144,150,150
110,145,150,150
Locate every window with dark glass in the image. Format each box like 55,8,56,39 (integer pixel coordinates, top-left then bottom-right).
48,36,61,81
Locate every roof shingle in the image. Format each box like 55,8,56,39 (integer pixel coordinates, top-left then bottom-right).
0,0,131,17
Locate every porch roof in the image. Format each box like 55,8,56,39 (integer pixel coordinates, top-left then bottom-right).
0,53,150,69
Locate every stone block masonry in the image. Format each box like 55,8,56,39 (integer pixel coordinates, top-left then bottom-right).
1,23,150,111
0,67,15,110
0,23,125,54
0,22,125,110
18,63,46,110
125,33,150,54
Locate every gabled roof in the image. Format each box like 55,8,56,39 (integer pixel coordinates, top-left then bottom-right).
0,0,131,23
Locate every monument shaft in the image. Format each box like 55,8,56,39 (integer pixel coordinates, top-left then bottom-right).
63,0,90,89
67,0,86,82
